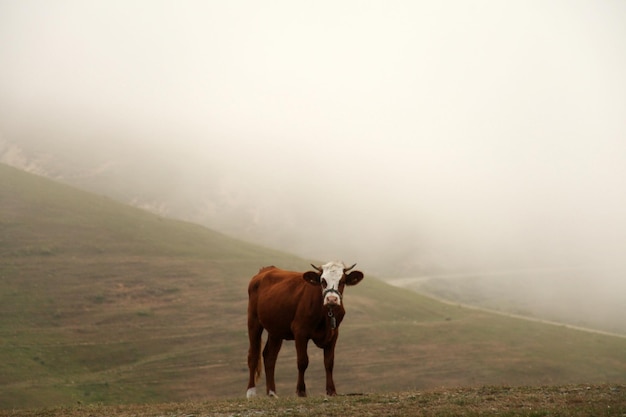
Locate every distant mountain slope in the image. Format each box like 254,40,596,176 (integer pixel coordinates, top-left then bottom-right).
392,270,626,335
1,163,626,409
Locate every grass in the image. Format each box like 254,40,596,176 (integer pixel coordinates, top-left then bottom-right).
2,163,626,410
1,385,624,417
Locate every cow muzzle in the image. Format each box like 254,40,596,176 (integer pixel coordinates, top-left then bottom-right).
323,288,342,306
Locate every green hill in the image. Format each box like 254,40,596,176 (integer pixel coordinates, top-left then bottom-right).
1,163,625,409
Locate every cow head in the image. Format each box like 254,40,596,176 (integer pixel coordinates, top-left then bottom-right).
303,261,364,306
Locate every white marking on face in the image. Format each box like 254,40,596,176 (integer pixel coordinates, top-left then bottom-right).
320,261,345,306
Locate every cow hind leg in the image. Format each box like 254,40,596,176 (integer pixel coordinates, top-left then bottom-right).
263,334,283,397
246,321,263,398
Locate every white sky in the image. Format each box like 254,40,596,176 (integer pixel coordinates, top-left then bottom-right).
1,1,626,273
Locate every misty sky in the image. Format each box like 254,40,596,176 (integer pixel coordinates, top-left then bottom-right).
1,1,626,276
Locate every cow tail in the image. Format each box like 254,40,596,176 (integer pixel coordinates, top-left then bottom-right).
255,338,263,383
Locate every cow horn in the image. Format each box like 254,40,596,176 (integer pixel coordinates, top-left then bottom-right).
310,264,323,273
344,263,357,272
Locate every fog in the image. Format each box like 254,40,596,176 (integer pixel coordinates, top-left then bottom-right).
1,1,626,327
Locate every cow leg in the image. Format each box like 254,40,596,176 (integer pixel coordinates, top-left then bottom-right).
263,334,283,397
295,337,309,397
323,339,338,396
246,320,263,398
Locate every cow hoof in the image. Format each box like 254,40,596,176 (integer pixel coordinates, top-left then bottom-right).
268,390,279,398
246,388,257,399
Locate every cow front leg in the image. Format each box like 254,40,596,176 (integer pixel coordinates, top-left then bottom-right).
295,337,309,397
263,335,283,397
324,339,338,396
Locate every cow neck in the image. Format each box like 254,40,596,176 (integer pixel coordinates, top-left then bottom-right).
327,308,337,329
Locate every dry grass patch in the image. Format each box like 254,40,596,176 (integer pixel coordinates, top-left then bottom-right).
2,385,624,417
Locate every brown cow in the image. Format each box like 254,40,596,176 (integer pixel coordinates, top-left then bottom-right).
246,261,364,398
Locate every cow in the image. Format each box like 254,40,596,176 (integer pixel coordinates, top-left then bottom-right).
246,261,364,398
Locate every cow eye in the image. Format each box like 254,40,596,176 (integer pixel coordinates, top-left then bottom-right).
321,278,328,288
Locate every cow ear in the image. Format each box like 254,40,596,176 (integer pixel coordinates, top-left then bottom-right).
345,270,364,286
303,271,321,286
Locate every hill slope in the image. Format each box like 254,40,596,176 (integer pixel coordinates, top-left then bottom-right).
1,163,626,409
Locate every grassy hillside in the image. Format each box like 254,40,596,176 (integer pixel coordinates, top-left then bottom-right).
1,163,626,409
